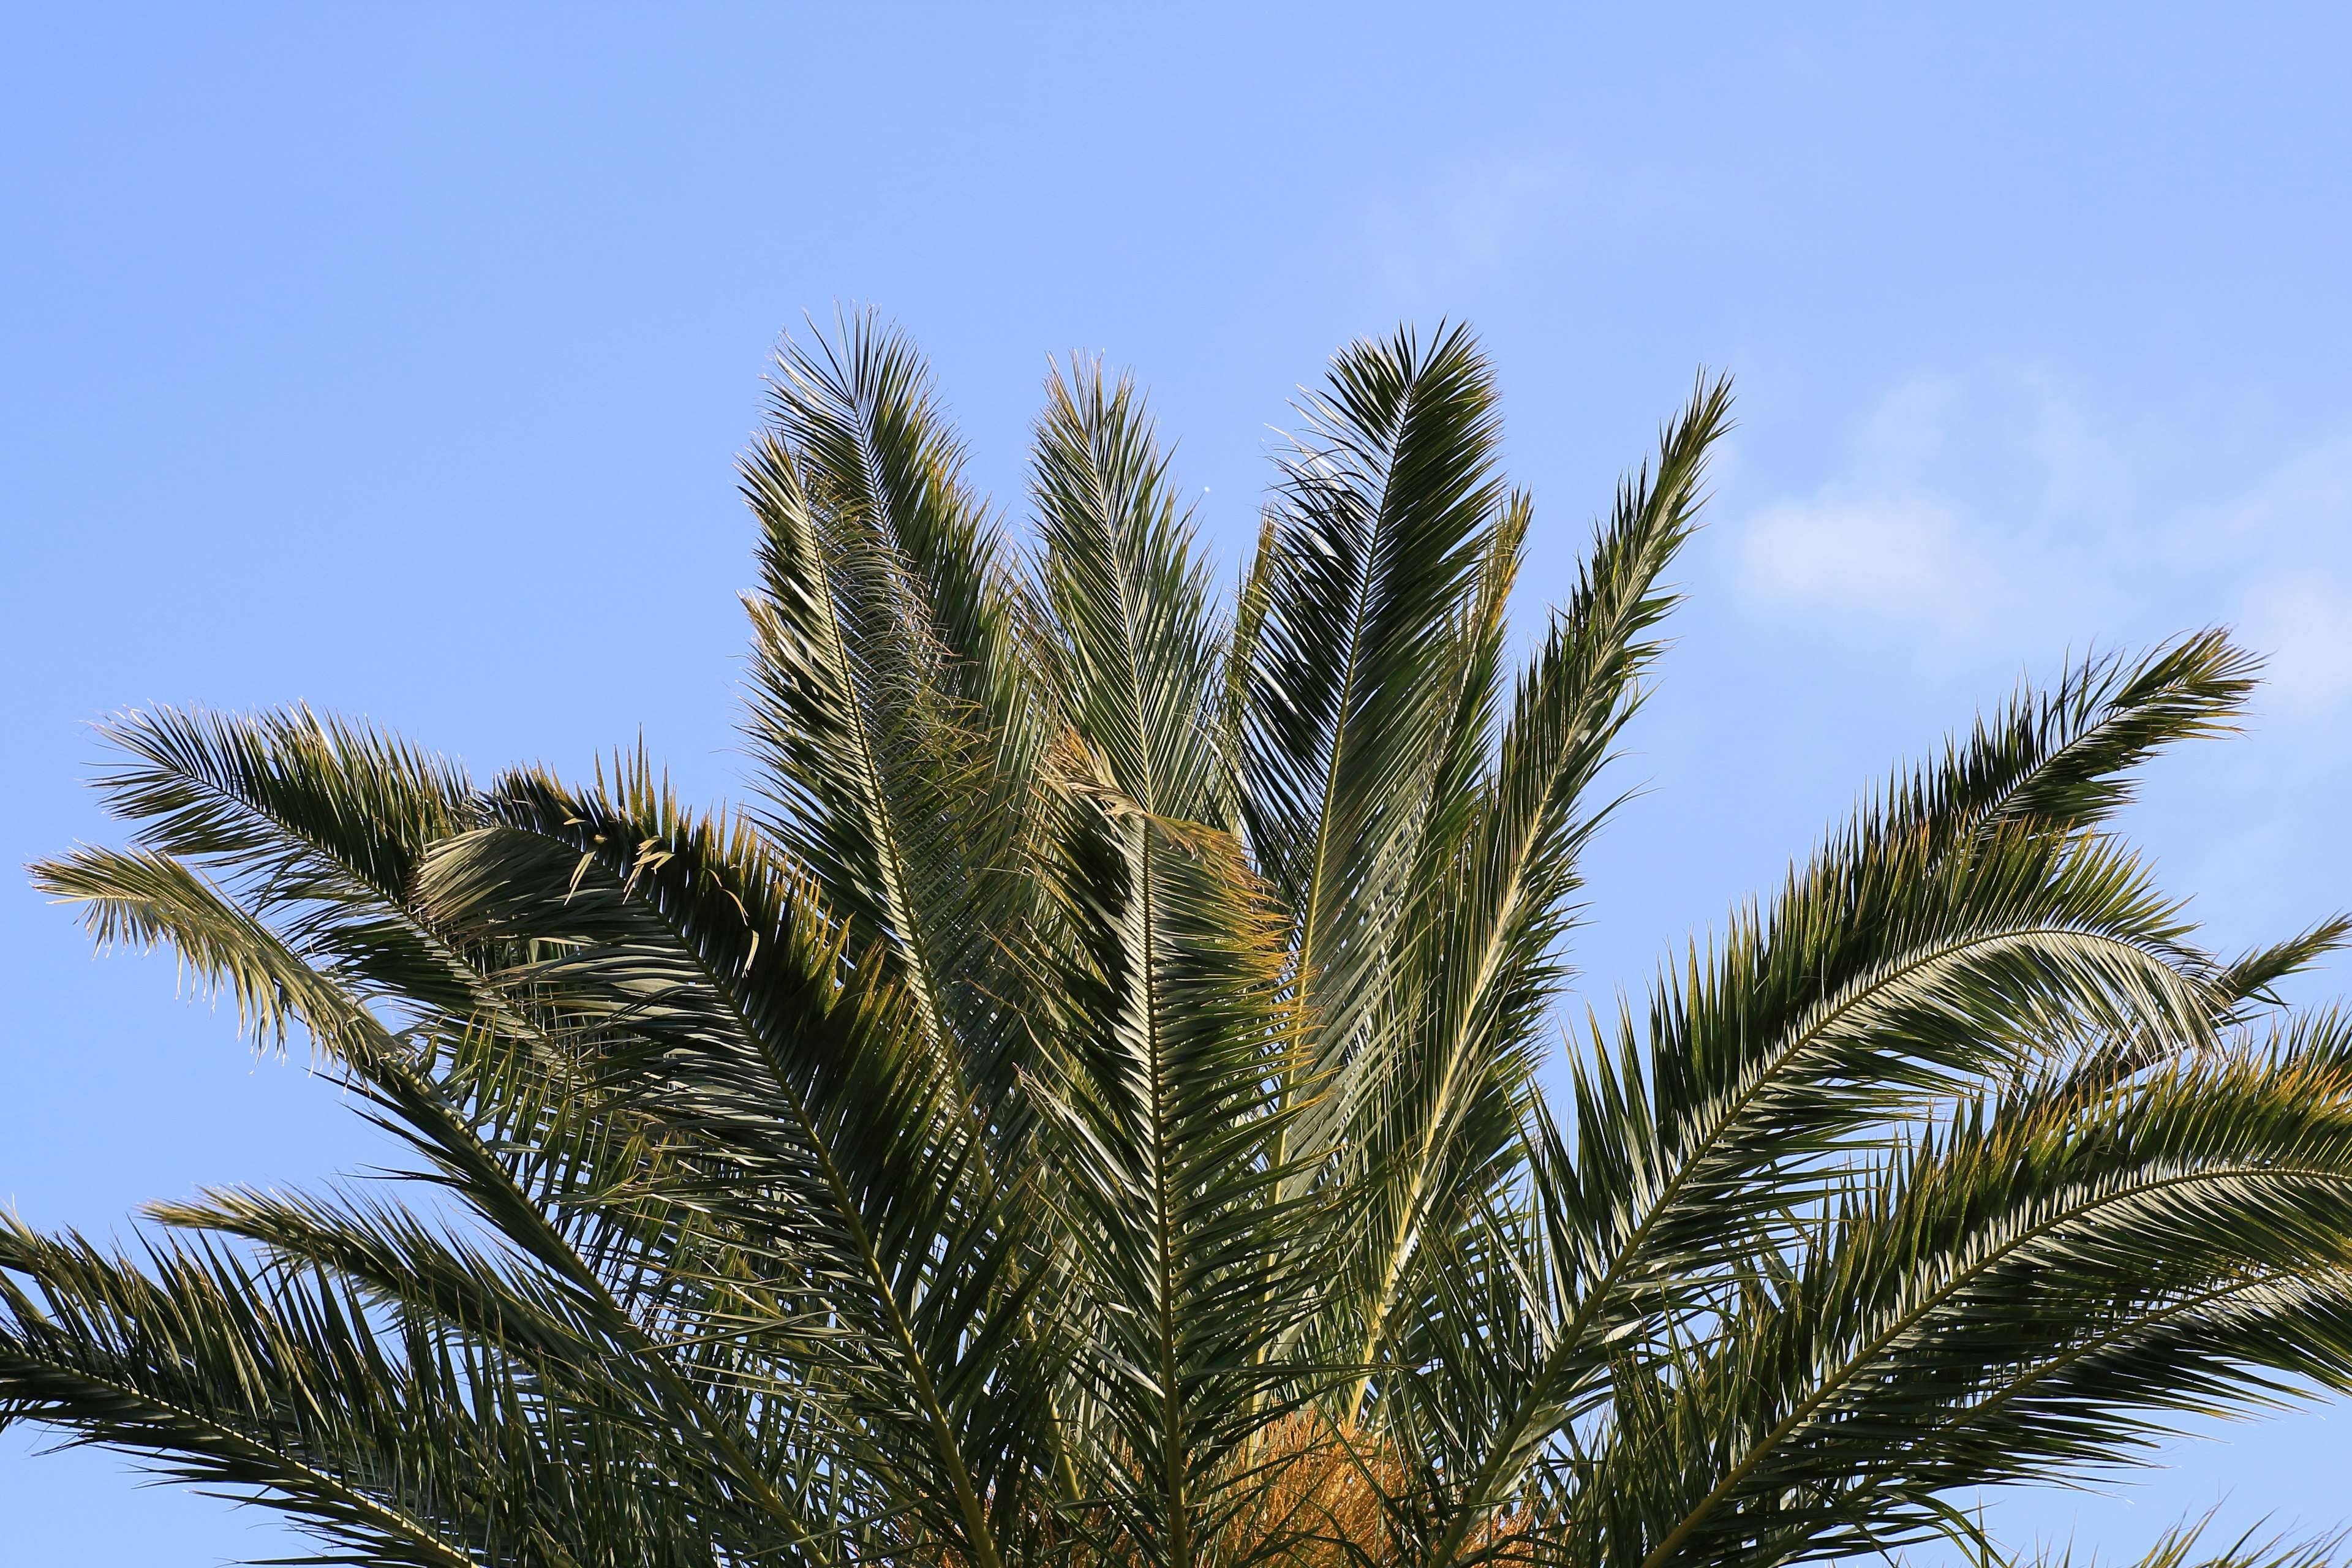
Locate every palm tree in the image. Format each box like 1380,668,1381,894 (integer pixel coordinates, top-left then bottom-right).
7,316,2352,1568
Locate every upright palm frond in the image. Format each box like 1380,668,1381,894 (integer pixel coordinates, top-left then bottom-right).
1242,323,1507,1105
742,311,1046,1099
9,317,2348,1568
1324,376,1733,1423
1024,361,1335,1568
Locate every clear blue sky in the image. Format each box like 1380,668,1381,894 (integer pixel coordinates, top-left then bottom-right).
4,6,2348,1562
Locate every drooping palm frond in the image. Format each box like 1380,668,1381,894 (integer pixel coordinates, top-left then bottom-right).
26,753,858,1564
2004,1509,2350,1568
418,757,1070,1568
9,316,2348,1568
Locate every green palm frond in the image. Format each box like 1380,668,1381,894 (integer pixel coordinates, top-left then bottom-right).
1374,635,2291,1568
1584,1011,2352,1568
2013,1513,2352,1568
1032,357,1232,828
1027,777,1319,1566
1325,375,1734,1420
742,310,1045,1096
418,756,1063,1568
1243,322,1508,1102
0,1216,788,1568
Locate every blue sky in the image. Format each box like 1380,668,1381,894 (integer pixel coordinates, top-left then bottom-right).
4,5,2348,1561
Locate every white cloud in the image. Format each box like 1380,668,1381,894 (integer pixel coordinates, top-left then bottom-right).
1735,372,2352,720
1734,373,2086,641
2198,429,2352,713
1741,488,1996,636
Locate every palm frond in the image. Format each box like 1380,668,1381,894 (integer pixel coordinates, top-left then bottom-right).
1031,356,1232,827
1579,1010,2352,1568
418,755,1058,1568
1400,635,2256,1568
29,831,838,1560
1025,752,1330,1568
741,309,1044,1093
1243,322,1508,1103
0,1218,774,1568
1326,375,1733,1422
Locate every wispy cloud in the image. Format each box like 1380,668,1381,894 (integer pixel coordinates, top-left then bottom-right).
2212,431,2352,714
1735,374,2085,642
1735,372,2352,728
1370,160,1566,302
1742,489,1996,636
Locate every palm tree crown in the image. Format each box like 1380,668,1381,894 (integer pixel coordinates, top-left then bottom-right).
8,317,2352,1568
